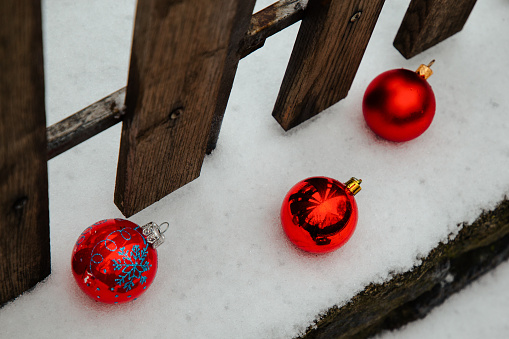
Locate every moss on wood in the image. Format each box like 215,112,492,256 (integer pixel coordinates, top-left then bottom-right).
301,198,509,339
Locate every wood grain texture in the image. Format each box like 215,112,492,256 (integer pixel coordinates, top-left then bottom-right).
45,1,310,158
394,0,478,59
0,0,50,305
115,0,256,217
206,0,309,153
204,0,260,154
47,88,125,160
272,0,385,131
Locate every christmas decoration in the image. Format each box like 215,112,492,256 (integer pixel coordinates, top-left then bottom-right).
362,61,436,142
281,177,362,253
71,218,168,304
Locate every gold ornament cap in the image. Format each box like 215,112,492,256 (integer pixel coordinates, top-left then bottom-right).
345,177,362,195
416,60,435,80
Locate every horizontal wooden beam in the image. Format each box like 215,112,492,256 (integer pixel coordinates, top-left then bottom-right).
47,88,125,160
239,0,308,58
46,0,308,160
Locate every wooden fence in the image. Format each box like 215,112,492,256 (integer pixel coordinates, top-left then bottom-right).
1,0,477,306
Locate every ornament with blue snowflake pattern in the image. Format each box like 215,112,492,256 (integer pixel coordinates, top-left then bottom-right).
71,219,159,304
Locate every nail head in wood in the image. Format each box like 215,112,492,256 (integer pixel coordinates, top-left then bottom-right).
169,108,183,120
350,11,362,22
13,197,28,211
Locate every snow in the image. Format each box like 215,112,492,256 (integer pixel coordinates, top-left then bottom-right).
377,259,509,339
1,0,509,338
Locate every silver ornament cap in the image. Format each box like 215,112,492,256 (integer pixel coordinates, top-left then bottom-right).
141,222,168,248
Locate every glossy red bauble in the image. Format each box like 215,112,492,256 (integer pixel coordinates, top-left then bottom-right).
280,177,361,253
71,219,158,304
362,68,436,142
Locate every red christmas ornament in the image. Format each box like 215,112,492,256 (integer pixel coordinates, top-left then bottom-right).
71,218,168,304
281,177,362,253
362,61,436,142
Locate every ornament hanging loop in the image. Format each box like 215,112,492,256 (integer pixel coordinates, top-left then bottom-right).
141,222,168,248
158,222,169,234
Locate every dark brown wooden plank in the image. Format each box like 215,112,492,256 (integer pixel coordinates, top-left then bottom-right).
394,0,478,59
115,0,256,217
206,0,309,153
0,0,50,305
47,88,126,160
45,1,309,159
272,0,385,131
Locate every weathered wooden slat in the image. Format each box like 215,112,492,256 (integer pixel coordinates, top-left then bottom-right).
206,0,309,153
394,0,478,59
115,0,256,217
272,0,385,131
0,0,50,305
47,88,125,160
46,0,307,159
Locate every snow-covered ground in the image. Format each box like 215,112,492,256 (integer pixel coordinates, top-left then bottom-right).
378,259,509,338
1,0,508,338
